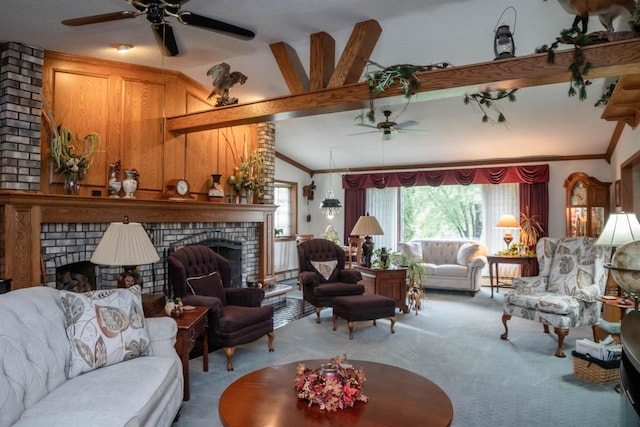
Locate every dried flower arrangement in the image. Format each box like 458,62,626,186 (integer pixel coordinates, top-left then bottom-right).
295,355,368,412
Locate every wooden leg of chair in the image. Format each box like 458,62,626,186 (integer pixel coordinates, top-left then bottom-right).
500,314,511,340
315,307,322,324
389,316,396,334
554,328,568,358
348,321,355,340
267,331,275,352
592,324,599,342
224,346,236,371
373,319,377,326
543,324,550,334
332,314,338,331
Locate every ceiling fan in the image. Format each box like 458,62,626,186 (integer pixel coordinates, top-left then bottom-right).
350,110,429,140
61,0,255,57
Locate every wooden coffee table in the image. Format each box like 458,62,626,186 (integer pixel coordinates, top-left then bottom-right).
219,359,453,426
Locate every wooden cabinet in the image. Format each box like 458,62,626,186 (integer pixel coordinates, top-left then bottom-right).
565,172,611,238
354,266,408,313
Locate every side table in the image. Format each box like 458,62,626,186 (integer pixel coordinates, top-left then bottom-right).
171,306,209,401
487,255,538,298
596,295,633,343
354,265,409,313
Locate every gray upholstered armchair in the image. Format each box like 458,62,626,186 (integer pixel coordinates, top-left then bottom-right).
167,245,274,370
500,237,608,357
297,238,365,323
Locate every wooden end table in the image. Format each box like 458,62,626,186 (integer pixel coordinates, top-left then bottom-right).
596,295,634,342
219,359,453,426
487,255,538,298
171,306,209,401
353,266,409,313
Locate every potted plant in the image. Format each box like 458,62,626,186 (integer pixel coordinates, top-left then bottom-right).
519,209,543,251
391,252,426,313
50,125,101,194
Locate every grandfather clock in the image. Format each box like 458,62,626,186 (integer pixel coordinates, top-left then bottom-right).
565,172,611,238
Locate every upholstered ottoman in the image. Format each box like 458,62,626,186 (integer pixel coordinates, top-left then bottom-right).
332,295,397,339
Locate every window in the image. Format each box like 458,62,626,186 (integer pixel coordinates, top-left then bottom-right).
274,181,297,238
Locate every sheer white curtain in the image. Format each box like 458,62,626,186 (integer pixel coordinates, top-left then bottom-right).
482,183,520,277
365,187,399,252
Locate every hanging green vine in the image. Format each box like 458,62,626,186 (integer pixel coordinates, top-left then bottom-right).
463,89,518,124
535,28,596,101
362,60,451,122
594,81,618,107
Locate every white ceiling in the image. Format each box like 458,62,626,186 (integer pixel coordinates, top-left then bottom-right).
1,0,633,171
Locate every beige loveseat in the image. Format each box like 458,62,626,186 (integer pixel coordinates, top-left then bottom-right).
397,239,488,296
0,286,183,427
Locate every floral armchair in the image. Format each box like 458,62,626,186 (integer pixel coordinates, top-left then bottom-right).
500,237,608,357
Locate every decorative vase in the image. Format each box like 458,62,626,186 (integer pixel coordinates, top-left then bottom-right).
122,170,138,199
209,174,224,202
107,164,121,198
245,189,254,204
64,174,80,195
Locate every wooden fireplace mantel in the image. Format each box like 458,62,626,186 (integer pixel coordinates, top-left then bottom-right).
0,191,277,290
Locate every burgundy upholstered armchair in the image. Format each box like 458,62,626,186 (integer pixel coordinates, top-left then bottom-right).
167,245,274,371
297,239,364,323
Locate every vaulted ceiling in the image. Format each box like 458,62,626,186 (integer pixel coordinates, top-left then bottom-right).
2,0,639,172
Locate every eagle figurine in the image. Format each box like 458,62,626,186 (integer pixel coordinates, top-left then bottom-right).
206,62,248,107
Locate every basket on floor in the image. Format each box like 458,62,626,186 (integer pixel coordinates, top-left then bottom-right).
571,351,620,384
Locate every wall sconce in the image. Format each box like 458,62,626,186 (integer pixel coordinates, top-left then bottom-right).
496,213,520,248
494,7,516,59
90,216,160,288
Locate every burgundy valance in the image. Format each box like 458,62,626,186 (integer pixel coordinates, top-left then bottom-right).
342,164,548,189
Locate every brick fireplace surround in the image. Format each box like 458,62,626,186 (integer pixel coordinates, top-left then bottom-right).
0,42,276,292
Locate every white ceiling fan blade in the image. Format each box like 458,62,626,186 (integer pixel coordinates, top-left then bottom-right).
399,128,430,135
347,130,379,136
394,120,419,129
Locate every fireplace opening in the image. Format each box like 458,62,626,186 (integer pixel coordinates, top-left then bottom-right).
56,261,96,292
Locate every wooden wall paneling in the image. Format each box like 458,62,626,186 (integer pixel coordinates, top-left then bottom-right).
186,93,219,195
50,70,110,191
4,204,41,288
121,78,165,191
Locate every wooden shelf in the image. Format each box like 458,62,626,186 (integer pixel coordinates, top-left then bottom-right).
602,73,640,128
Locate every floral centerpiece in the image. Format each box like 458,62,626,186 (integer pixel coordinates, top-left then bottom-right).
295,355,368,411
50,126,101,183
322,225,340,244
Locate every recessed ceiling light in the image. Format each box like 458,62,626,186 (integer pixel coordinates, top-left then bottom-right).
112,44,134,53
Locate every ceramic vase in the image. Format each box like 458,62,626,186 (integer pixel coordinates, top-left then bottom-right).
208,174,224,202
122,170,138,199
64,174,80,195
107,164,121,198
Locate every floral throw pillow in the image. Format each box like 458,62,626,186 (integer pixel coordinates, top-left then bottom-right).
60,285,150,378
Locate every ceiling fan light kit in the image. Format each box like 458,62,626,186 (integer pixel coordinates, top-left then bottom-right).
62,0,255,57
113,44,134,53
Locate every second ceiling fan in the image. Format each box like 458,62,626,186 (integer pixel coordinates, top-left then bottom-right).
62,0,255,57
351,110,429,140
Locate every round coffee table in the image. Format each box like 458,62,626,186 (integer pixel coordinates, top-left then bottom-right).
219,359,453,426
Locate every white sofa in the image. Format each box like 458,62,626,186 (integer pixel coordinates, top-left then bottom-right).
0,286,183,427
397,239,488,296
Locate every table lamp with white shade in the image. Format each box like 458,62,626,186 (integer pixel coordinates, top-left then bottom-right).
351,214,384,268
495,213,520,249
90,216,160,288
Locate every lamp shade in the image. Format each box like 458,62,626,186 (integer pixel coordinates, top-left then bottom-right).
595,212,640,246
91,220,160,266
351,215,384,236
495,214,520,228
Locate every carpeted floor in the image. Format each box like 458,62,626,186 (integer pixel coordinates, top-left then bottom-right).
176,285,621,427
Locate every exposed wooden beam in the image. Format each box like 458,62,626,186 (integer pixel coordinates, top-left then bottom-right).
604,121,626,163
269,42,309,94
327,19,382,88
310,31,335,91
275,151,314,176
167,38,640,134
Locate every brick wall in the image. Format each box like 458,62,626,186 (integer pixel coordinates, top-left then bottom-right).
0,42,43,191
41,221,261,294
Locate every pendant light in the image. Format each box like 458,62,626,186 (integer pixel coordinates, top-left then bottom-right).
320,148,342,219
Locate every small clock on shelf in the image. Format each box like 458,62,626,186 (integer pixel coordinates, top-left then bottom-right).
163,178,194,200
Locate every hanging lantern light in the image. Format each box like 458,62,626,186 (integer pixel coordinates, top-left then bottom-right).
493,7,517,60
320,148,342,219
